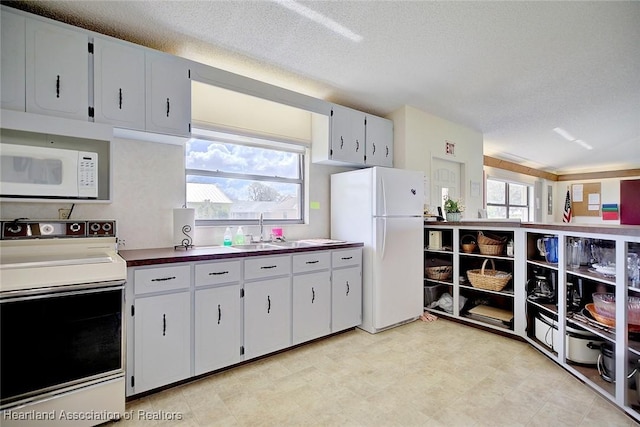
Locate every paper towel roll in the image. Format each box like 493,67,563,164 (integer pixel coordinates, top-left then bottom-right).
173,208,195,248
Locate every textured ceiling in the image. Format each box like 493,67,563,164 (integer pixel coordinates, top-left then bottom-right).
7,0,640,174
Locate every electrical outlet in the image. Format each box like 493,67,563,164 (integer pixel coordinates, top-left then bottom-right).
58,208,71,219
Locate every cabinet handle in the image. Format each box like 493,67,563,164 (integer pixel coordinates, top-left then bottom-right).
341,256,353,260
217,304,221,324
356,140,359,152
340,136,344,149
305,260,319,264
372,143,376,155
267,295,271,313
151,276,176,282
119,88,123,109
56,75,60,98
162,314,166,336
386,146,389,157
209,271,229,276
346,281,350,296
312,287,315,303
166,98,170,117
260,265,277,269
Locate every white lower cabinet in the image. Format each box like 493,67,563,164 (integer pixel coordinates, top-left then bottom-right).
331,266,362,332
126,246,362,396
293,271,331,344
133,291,191,393
195,284,242,375
243,277,292,359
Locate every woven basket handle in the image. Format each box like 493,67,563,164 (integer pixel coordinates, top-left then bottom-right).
480,258,496,275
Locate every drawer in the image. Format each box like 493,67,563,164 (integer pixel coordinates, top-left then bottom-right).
244,255,291,281
293,251,330,274
332,248,362,268
195,260,241,287
134,264,190,295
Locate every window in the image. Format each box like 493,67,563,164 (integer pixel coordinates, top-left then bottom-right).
486,179,531,221
185,129,305,225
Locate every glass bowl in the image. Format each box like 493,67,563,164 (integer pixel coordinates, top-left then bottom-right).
592,292,640,325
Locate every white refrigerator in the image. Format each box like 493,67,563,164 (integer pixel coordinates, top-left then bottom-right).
331,167,424,334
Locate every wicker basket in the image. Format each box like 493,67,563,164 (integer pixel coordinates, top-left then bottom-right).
466,259,512,291
477,231,506,255
460,234,477,253
425,265,453,281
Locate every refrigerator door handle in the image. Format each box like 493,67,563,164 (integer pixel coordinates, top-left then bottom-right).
380,217,387,261
380,175,387,216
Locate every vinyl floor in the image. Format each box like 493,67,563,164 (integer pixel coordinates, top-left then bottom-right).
110,318,640,426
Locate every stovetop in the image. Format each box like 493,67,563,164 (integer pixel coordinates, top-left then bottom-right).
1,219,116,239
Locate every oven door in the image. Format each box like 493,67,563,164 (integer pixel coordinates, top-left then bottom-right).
0,281,124,407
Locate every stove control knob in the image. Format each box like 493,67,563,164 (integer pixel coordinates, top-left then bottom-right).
102,223,112,232
7,224,22,234
90,223,101,233
70,223,82,232
40,224,54,235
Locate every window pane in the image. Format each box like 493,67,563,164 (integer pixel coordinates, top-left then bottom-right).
509,207,528,221
186,140,300,179
186,176,301,220
487,180,506,204
509,183,527,206
487,206,507,218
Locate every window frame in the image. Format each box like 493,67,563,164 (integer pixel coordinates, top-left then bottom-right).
486,178,531,221
185,129,306,227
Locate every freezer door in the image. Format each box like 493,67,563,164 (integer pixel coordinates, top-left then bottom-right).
372,216,423,330
374,167,424,217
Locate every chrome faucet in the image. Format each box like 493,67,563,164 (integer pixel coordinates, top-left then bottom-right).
258,213,265,242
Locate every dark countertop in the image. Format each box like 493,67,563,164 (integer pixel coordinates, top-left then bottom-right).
424,220,640,237
120,242,364,267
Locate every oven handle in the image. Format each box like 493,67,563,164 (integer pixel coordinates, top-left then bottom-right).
0,280,125,302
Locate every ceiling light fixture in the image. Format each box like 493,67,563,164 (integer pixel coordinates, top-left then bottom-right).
273,0,363,42
553,127,593,150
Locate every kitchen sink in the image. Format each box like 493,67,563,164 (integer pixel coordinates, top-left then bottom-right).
268,241,317,248
231,243,282,250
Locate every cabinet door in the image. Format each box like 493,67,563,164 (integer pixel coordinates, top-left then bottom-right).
330,105,364,164
292,272,331,345
332,266,362,332
195,284,241,375
1,10,25,111
243,277,291,359
365,115,393,167
145,51,191,137
133,292,190,393
25,19,88,120
93,37,145,130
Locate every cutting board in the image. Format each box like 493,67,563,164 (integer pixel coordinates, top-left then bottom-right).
468,305,513,322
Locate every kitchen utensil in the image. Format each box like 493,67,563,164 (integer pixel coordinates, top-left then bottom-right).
567,239,582,269
537,236,558,263
591,293,640,325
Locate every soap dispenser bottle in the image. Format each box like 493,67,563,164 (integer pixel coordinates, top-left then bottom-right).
235,226,245,245
223,227,232,246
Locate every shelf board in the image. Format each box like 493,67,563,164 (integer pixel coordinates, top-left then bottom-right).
526,259,559,270
460,252,514,261
526,299,558,315
567,266,616,286
424,247,453,254
424,278,453,286
460,283,514,297
567,314,616,342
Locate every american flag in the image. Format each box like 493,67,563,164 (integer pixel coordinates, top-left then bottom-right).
563,188,572,223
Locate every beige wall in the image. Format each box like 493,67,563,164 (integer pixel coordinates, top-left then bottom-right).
389,105,484,218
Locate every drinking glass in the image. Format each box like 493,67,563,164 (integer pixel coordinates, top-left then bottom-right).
629,253,640,288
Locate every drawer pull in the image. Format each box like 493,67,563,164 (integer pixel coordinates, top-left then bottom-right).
260,265,277,269
346,281,350,296
218,304,221,324
341,256,353,260
209,271,229,276
312,287,315,303
305,260,319,264
162,314,166,336
267,295,271,313
151,276,176,282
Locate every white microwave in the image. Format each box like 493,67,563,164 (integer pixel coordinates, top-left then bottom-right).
0,143,98,199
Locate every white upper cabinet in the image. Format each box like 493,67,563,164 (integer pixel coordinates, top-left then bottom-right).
1,10,25,111
331,104,365,164
25,18,88,120
145,51,191,137
93,37,145,130
365,115,393,167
